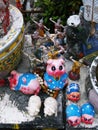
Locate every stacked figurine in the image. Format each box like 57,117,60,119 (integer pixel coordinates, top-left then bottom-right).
67,83,80,102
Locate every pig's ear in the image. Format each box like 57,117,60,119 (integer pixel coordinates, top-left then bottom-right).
59,59,65,64
47,59,53,65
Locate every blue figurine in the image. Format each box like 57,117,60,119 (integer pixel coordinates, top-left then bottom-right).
81,102,95,124
66,104,81,126
44,58,68,90
8,70,41,95
67,83,80,102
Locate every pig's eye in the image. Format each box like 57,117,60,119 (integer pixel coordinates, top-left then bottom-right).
59,65,63,70
51,66,56,71
84,117,87,121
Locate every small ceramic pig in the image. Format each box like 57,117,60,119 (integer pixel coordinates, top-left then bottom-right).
8,70,41,95
27,95,41,117
44,97,58,117
44,58,68,90
81,102,95,124
66,104,81,126
67,83,80,102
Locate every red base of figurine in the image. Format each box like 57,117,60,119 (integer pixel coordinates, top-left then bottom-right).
68,71,80,80
0,79,6,87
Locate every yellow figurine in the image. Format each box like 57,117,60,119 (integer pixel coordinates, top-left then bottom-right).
69,56,84,80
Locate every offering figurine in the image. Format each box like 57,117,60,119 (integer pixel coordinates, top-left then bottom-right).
43,57,68,98
8,70,41,95
66,104,81,126
67,83,80,102
32,18,50,37
49,17,65,33
81,102,95,124
65,15,85,59
69,56,84,80
27,95,41,117
44,97,58,117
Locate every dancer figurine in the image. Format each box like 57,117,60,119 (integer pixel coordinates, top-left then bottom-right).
69,56,84,80
32,18,50,37
50,17,65,34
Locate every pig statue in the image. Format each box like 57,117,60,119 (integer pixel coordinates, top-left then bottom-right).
81,102,95,124
8,70,41,95
27,95,41,117
66,104,81,126
44,58,68,91
67,83,80,102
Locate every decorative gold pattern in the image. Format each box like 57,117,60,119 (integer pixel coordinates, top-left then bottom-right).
0,5,24,78
0,32,24,77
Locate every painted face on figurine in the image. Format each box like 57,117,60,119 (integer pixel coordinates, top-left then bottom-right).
46,58,66,77
67,83,80,102
44,58,68,90
66,104,81,126
8,70,41,95
81,103,95,124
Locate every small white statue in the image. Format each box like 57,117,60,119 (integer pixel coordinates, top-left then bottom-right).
27,95,41,117
44,97,58,117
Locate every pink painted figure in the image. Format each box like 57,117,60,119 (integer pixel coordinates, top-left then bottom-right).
81,103,95,124
66,104,81,126
44,58,68,90
8,70,41,95
67,83,80,102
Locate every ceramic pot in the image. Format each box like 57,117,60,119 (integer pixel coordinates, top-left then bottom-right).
0,5,24,78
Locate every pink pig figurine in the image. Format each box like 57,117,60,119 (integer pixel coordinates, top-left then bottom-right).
44,58,68,90
66,104,81,126
8,70,41,95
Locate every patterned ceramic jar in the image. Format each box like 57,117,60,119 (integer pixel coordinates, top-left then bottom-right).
0,5,24,78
